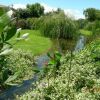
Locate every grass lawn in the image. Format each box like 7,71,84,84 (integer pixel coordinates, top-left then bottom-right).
9,30,52,55
79,29,92,36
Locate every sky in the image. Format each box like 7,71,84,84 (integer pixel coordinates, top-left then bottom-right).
0,0,100,19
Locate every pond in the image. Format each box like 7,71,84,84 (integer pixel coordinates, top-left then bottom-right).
35,36,86,68
0,35,86,100
34,38,77,67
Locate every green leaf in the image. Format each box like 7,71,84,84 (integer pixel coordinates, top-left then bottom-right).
48,60,56,66
5,71,20,84
0,13,11,32
4,26,16,41
33,67,41,73
5,82,18,86
0,43,3,50
2,69,9,82
1,33,5,42
47,52,53,59
0,48,13,56
55,51,62,61
16,28,21,38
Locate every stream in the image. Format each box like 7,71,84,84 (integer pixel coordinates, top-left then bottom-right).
0,35,86,100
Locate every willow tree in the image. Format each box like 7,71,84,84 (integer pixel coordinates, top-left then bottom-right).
40,11,78,39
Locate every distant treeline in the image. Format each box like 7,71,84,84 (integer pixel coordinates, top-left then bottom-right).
13,3,100,39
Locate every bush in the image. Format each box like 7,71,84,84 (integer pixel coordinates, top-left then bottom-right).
84,20,100,36
17,40,100,100
16,19,30,29
26,18,41,29
0,49,34,86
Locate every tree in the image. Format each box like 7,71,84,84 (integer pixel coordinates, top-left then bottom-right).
14,3,44,19
27,3,44,17
83,8,96,21
16,8,30,19
39,12,78,39
76,18,87,29
84,8,100,21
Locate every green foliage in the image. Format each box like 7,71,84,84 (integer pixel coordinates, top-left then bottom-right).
0,6,8,16
27,3,44,17
15,3,44,19
16,19,29,29
0,9,31,88
84,8,97,21
39,12,78,39
3,50,34,85
18,40,100,100
0,10,17,55
76,18,87,29
0,9,17,86
26,17,43,30
84,20,100,36
84,22,95,31
74,77,86,92
79,29,92,36
47,51,62,73
84,8,100,21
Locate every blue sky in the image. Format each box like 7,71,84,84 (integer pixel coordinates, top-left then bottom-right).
0,0,100,19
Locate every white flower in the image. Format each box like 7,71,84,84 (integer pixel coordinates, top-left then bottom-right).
7,10,13,18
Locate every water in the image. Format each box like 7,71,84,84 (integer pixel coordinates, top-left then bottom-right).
75,35,86,52
0,36,86,99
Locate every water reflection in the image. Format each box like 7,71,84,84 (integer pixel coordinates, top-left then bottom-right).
51,39,76,53
75,35,86,52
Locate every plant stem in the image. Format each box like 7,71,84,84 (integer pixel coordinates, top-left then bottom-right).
67,50,73,91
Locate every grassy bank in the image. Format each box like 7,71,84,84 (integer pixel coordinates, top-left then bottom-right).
79,29,92,36
9,30,52,55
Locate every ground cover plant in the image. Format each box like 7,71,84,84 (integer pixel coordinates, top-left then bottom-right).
17,39,100,100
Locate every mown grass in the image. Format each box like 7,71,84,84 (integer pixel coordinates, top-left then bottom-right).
9,30,52,55
79,29,92,36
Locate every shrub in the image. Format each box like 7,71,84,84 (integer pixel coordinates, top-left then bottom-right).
84,20,100,36
17,40,100,100
16,19,29,29
1,49,34,85
26,18,41,29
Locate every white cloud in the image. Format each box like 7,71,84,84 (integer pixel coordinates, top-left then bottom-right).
42,3,84,19
13,4,26,9
41,3,57,13
64,9,85,19
13,3,85,19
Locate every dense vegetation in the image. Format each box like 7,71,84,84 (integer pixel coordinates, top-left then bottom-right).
14,3,44,18
14,5,78,39
0,8,34,90
0,2,100,100
17,39,100,100
39,12,78,39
